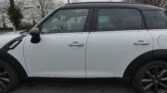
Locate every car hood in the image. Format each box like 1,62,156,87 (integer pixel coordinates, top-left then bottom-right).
0,31,22,49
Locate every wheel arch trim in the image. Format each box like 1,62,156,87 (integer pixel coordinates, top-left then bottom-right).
123,49,167,81
0,49,27,79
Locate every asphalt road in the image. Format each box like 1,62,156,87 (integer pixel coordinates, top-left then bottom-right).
0,32,136,93
10,79,137,93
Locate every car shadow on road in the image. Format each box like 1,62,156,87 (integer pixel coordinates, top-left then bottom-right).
11,78,137,93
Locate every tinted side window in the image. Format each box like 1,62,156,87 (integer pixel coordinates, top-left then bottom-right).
144,11,167,29
96,9,143,31
41,9,89,33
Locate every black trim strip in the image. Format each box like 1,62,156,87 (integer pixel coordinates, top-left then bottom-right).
83,8,94,32
0,49,27,79
1,35,26,52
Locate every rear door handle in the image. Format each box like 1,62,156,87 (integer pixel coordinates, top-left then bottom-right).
69,41,84,47
134,40,150,46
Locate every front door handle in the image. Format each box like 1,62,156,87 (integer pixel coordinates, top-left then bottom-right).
134,40,150,46
69,41,84,47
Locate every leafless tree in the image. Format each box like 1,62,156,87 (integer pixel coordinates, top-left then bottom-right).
4,0,26,8
56,1,64,7
32,0,56,18
0,3,8,28
130,0,167,8
0,15,6,28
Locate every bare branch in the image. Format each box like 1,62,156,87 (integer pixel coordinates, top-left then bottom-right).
32,0,59,18
130,0,167,8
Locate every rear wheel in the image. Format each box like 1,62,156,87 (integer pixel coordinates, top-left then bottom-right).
0,59,20,93
133,60,167,93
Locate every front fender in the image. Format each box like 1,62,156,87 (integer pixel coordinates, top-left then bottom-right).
0,49,27,79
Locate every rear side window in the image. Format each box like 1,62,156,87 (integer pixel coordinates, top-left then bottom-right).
144,11,167,29
96,9,144,31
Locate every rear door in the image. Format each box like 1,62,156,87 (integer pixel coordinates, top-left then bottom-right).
143,10,167,50
86,8,153,77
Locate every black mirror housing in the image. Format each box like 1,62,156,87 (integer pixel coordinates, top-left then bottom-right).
29,28,41,43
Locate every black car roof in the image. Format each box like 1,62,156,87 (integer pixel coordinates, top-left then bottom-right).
61,2,162,11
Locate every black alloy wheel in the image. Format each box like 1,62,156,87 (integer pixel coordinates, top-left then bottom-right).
0,66,11,91
0,60,20,93
133,61,167,93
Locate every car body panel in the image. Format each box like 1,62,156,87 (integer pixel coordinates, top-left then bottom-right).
8,37,29,75
23,33,89,77
0,32,20,49
86,30,153,77
149,29,167,50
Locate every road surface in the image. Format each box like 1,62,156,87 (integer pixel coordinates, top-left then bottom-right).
11,79,137,93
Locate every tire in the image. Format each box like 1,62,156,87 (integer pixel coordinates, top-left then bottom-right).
0,59,20,93
132,60,167,93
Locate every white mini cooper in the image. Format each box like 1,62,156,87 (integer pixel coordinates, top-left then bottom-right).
0,2,167,93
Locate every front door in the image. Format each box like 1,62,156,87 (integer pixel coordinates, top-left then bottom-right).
24,9,90,77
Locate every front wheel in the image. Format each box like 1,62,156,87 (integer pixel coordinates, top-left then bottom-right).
133,60,167,93
0,60,20,93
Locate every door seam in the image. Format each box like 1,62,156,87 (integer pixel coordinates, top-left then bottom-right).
85,32,90,77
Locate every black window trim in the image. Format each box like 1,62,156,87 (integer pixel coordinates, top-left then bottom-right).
37,7,93,34
90,7,148,32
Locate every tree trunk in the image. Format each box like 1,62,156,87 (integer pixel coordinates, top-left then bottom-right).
2,16,6,29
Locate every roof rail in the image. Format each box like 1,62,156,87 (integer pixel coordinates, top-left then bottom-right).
65,2,134,5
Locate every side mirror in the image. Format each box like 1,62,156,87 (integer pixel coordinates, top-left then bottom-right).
29,28,41,43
